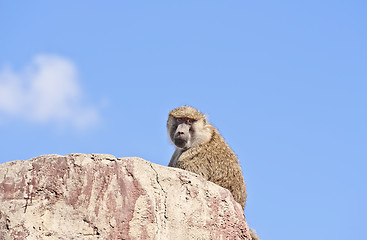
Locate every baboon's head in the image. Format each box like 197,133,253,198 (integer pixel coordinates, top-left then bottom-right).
167,106,213,149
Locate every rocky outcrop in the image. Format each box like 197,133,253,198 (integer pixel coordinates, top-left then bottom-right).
0,154,252,239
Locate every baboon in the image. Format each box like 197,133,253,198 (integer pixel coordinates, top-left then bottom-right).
167,106,247,209
167,106,260,240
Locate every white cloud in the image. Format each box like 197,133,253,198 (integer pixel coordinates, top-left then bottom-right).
0,54,100,129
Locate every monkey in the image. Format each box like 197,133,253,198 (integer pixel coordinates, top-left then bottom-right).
167,106,260,240
167,106,246,208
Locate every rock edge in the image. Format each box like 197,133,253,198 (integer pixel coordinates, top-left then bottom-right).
0,153,251,239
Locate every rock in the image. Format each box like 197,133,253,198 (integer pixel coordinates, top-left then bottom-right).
0,154,252,239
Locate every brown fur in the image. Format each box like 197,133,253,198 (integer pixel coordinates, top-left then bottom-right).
167,106,247,209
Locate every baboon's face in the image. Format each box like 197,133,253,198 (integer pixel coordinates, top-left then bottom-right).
169,117,196,149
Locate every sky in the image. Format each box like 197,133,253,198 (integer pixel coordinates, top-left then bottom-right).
0,1,366,239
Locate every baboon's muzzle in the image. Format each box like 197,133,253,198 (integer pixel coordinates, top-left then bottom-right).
174,123,190,148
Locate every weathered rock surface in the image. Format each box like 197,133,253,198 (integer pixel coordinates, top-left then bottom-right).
0,154,251,239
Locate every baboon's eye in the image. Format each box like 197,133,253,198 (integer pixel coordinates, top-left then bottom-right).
186,119,193,125
177,118,183,123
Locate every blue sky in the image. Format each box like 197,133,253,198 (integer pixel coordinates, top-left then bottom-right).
0,1,366,239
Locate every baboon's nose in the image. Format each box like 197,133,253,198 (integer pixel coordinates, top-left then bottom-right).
178,131,184,135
